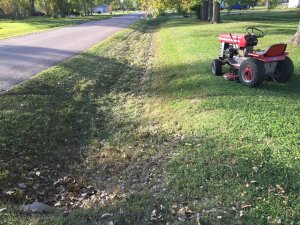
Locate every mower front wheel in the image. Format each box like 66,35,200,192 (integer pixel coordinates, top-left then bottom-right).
211,59,222,76
238,58,265,87
273,57,294,83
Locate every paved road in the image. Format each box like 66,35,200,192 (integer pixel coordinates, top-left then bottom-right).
0,13,143,92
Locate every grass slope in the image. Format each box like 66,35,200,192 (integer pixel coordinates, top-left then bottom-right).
0,9,300,225
153,10,300,224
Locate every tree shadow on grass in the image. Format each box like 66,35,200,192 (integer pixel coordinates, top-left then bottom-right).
223,11,299,23
164,136,300,225
0,50,144,205
26,124,300,225
0,47,196,223
161,11,299,32
151,58,300,102
130,56,300,224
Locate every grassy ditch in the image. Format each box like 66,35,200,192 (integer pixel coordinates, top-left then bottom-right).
0,20,159,224
1,9,300,225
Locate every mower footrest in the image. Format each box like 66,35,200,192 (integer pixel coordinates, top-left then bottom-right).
224,73,239,81
227,57,248,69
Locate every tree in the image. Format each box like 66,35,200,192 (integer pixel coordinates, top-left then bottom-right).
89,0,93,15
174,0,192,15
212,0,219,23
196,4,202,18
110,0,121,10
266,0,279,9
36,0,51,15
123,0,133,9
139,0,169,17
201,0,208,20
291,22,300,44
207,0,212,21
49,0,59,17
29,0,35,13
82,0,87,15
189,0,201,18
123,0,140,10
0,0,28,19
190,3,201,19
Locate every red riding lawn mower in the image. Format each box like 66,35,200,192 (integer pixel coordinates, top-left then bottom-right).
211,27,294,87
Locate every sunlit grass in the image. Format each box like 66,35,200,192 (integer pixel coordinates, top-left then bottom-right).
152,11,300,224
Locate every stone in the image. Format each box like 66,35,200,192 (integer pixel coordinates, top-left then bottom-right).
21,202,52,214
101,213,113,219
17,183,27,189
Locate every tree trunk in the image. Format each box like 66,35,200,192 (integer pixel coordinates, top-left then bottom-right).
196,7,200,19
212,0,220,23
82,0,87,16
208,0,213,22
90,0,93,15
201,0,208,21
60,0,66,18
291,22,300,44
45,0,50,16
21,6,26,18
196,5,202,19
29,0,35,14
12,1,19,19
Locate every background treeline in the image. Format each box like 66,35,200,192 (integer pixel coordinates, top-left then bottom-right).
0,0,292,25
0,0,140,19
139,0,282,23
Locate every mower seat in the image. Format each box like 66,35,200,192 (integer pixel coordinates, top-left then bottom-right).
254,43,287,57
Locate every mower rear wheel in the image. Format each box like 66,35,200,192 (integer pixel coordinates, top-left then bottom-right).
211,59,222,76
273,57,294,83
238,58,265,87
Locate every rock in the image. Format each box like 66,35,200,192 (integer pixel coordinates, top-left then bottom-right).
178,217,185,221
134,213,143,225
17,183,27,189
150,209,157,220
63,210,69,217
105,222,114,225
5,190,15,195
0,208,7,213
54,202,62,207
38,190,45,196
21,202,52,214
177,206,193,221
101,213,113,219
55,185,65,193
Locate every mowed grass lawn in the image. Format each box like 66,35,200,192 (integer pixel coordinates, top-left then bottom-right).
0,14,119,39
0,9,300,225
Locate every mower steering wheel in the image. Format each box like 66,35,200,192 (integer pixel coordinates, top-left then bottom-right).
246,27,265,38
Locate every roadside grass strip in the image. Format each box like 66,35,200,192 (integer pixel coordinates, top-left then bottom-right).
0,14,119,40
